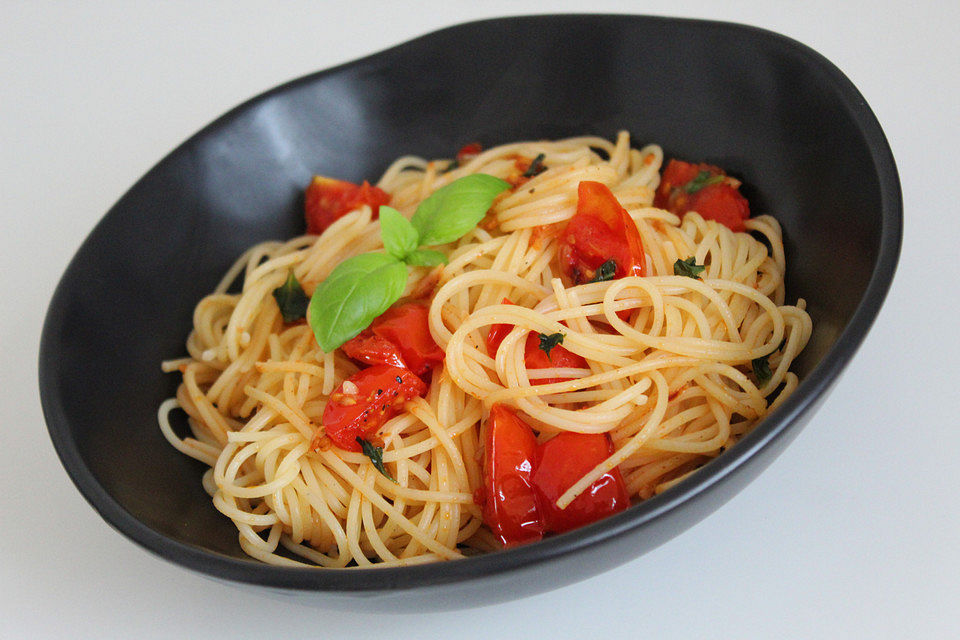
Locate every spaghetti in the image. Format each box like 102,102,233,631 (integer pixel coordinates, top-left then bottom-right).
159,131,812,567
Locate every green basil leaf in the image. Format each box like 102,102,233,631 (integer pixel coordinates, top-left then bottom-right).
411,174,510,246
538,332,565,359
684,170,725,194
379,206,420,261
752,355,772,386
308,252,408,352
356,437,397,483
674,256,706,279
272,270,310,323
404,249,448,267
590,259,618,283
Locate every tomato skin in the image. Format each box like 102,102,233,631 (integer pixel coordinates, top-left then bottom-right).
319,365,427,452
304,176,391,235
531,432,629,533
341,303,444,377
483,404,544,546
654,159,750,232
558,181,646,285
521,333,587,386
455,142,483,165
485,299,587,385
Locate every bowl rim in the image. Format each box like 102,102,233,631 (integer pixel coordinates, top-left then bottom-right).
39,13,902,592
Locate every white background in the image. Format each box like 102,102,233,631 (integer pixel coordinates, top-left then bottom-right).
3,2,959,638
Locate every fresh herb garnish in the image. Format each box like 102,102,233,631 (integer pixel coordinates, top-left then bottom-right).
752,356,772,386
674,257,706,279
590,259,618,283
523,153,547,177
356,437,397,483
272,270,310,322
684,170,725,194
308,174,509,352
538,332,565,359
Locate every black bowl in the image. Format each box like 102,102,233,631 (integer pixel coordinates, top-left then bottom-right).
39,14,900,609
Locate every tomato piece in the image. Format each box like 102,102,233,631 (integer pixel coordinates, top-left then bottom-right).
341,303,444,377
522,332,587,386
482,404,544,546
558,181,646,285
485,299,587,385
318,365,427,452
340,331,406,370
531,432,629,533
485,298,516,358
653,159,750,232
455,142,483,165
304,176,391,235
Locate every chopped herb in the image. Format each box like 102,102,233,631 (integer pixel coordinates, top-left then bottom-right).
590,259,618,283
752,356,772,386
356,437,397,483
538,332,565,359
523,153,547,177
272,270,310,322
684,170,725,194
674,257,706,279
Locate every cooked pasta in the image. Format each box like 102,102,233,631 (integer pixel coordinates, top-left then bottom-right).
159,131,811,567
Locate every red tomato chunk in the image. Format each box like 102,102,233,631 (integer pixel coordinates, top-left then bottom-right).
558,181,646,285
304,176,391,235
317,365,427,452
654,159,750,232
481,405,630,546
341,303,445,377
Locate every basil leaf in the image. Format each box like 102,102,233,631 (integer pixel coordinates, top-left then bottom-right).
404,249,448,267
356,437,397,483
308,252,408,352
272,270,310,323
379,206,419,261
590,259,618,283
411,174,510,246
674,257,706,279
538,332,565,359
752,356,772,386
684,170,725,194
523,153,547,177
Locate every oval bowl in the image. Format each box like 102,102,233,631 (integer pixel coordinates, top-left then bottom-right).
39,14,900,609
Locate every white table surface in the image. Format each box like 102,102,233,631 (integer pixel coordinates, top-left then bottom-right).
4,2,958,638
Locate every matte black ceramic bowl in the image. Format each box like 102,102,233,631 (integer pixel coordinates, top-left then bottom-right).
40,14,900,609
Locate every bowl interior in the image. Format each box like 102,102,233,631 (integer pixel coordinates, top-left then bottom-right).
40,14,899,594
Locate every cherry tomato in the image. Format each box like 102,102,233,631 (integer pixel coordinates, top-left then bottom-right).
654,159,750,232
558,181,646,285
455,142,483,165
531,432,629,533
521,332,587,386
319,365,427,452
341,303,444,377
485,299,587,385
482,404,544,546
304,176,391,235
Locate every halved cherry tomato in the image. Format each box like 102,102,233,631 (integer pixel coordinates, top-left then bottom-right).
482,404,544,546
654,159,750,232
558,181,646,285
317,365,427,452
485,299,587,385
521,333,587,386
531,432,629,533
304,176,391,235
455,142,483,165
341,303,444,377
